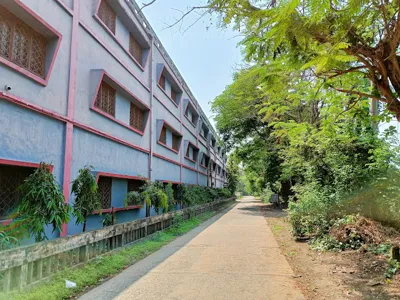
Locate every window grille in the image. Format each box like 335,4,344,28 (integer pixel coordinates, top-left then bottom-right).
159,126,167,144
159,75,165,90
172,134,180,151
0,165,35,219
98,177,112,209
0,6,47,78
129,34,143,65
98,0,116,34
129,102,144,131
95,81,116,116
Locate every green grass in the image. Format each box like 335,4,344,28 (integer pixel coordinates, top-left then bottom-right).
2,211,217,300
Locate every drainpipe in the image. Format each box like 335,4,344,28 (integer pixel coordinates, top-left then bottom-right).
148,37,154,181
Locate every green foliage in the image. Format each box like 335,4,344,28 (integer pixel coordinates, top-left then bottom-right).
260,187,274,204
164,183,175,211
71,166,101,232
0,230,19,250
124,191,142,207
226,153,240,195
102,213,114,227
385,259,400,279
140,181,168,213
16,163,70,242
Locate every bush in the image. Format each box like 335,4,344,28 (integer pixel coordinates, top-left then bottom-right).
124,191,142,207
260,187,274,203
216,188,233,199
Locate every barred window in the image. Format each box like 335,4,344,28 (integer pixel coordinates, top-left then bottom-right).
0,6,47,78
127,179,142,192
130,102,144,131
159,126,167,144
95,81,116,116
172,133,180,151
98,177,112,209
98,0,116,34
129,34,143,66
159,75,165,90
171,88,177,103
0,165,35,219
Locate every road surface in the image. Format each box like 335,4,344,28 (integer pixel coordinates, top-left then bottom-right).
79,196,305,300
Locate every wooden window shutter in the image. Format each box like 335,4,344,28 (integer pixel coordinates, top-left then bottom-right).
186,145,190,158
98,0,116,34
98,177,112,209
159,75,165,90
171,88,177,103
129,34,143,65
172,134,179,151
159,126,167,144
95,81,116,116
130,102,144,131
0,6,47,78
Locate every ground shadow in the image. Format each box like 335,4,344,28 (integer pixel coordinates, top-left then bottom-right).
78,201,238,300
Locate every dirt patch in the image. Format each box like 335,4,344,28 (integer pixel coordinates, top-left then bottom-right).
261,203,400,300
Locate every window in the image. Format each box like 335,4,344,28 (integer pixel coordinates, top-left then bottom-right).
200,154,209,167
98,177,112,209
185,143,198,162
95,81,116,116
129,34,143,65
171,88,177,104
127,179,142,192
213,162,216,172
159,75,166,90
0,6,47,78
172,133,180,151
159,126,167,144
98,0,116,34
130,102,145,132
0,165,35,219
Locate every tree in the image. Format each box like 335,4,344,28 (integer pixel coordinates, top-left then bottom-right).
140,181,168,217
226,153,240,195
208,0,400,120
71,166,101,232
17,163,70,242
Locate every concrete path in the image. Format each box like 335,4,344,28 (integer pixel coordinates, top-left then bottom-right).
79,197,305,300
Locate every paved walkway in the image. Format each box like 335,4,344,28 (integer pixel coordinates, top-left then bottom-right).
79,197,305,300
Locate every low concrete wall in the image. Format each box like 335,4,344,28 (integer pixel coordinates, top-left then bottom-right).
0,198,235,292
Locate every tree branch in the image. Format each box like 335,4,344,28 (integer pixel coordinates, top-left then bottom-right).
140,0,157,11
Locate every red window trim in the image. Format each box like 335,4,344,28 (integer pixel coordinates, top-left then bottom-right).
158,141,179,154
157,84,179,107
94,0,149,72
91,70,150,136
0,1,62,86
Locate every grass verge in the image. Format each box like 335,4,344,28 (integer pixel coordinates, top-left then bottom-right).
3,211,219,300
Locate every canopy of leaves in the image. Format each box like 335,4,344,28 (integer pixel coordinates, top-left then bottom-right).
209,0,400,120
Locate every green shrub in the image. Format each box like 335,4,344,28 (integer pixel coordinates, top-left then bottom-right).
124,191,142,207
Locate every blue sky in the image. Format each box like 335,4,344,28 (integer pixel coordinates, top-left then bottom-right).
141,1,243,123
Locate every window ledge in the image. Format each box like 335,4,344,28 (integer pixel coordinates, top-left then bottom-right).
157,84,179,107
93,14,146,72
91,106,144,136
184,156,196,163
157,141,179,154
184,114,197,128
92,205,143,215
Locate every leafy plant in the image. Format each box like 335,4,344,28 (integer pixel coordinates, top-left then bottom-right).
164,183,175,211
102,213,115,227
385,259,400,279
140,181,168,216
71,166,101,232
17,163,70,242
124,191,142,207
0,230,19,250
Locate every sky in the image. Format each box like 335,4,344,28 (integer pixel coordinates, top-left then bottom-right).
141,1,243,124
